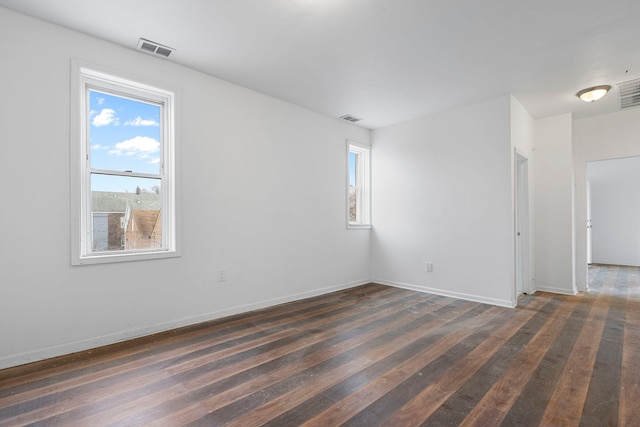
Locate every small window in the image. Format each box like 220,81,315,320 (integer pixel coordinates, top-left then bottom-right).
347,141,371,229
71,62,178,264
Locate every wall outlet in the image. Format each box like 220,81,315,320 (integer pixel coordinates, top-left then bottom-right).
217,270,227,282
426,262,433,272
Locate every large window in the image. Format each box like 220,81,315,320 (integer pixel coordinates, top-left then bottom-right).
71,62,178,264
347,141,371,229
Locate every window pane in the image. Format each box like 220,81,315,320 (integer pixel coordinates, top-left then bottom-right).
90,174,162,252
89,90,161,175
349,150,360,223
349,151,358,186
349,186,358,223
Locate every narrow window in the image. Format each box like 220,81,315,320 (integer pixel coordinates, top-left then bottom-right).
347,141,371,229
71,63,178,264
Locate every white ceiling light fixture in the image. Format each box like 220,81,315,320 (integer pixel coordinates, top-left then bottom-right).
576,85,611,103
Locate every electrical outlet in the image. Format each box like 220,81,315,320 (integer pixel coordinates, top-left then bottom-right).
217,270,226,282
426,262,433,272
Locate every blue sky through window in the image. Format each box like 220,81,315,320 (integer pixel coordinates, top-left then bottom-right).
349,151,357,186
89,90,161,192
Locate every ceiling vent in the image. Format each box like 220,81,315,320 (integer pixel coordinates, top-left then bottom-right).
618,78,640,109
339,114,363,123
136,38,174,58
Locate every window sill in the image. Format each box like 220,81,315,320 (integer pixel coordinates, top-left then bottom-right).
72,249,180,266
348,223,372,230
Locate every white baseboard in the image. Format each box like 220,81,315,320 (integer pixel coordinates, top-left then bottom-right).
590,261,640,268
374,278,516,308
0,278,370,370
535,285,577,296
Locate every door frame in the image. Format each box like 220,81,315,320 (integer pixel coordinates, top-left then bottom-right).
586,179,592,267
514,149,531,300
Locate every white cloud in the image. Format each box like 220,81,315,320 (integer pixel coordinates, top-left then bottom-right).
97,97,105,105
92,108,118,127
91,144,108,150
109,136,160,159
124,116,159,127
148,157,160,165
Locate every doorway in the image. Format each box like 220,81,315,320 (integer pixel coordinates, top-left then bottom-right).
586,156,640,270
515,150,530,299
586,179,592,266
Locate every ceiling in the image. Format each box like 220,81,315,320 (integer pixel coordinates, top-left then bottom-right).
2,0,640,129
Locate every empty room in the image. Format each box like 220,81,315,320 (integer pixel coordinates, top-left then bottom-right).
1,1,640,425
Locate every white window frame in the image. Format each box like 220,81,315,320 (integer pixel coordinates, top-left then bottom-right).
71,60,179,265
347,140,371,229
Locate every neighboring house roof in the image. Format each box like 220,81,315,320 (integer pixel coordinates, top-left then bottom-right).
128,210,161,237
92,191,161,212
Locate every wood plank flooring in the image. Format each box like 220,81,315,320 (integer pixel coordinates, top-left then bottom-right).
0,264,638,426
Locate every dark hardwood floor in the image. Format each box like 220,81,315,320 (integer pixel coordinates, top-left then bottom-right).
0,264,638,426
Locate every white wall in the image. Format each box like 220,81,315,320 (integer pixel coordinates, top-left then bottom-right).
588,160,640,266
510,96,536,297
533,114,575,294
511,96,536,162
370,95,516,307
0,7,370,369
574,113,640,286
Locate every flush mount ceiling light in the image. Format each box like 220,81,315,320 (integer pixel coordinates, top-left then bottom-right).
576,85,611,103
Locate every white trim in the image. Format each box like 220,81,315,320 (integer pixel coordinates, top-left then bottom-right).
347,140,371,229
70,59,180,265
348,224,373,230
514,148,531,300
0,278,370,370
535,285,579,296
374,278,517,308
